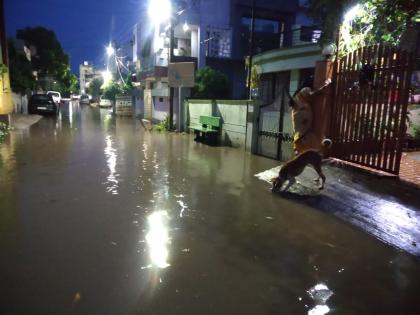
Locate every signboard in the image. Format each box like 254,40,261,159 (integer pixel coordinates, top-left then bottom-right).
168,62,195,88
115,95,133,117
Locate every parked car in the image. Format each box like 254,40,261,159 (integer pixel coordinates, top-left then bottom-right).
28,94,59,115
47,91,61,104
71,94,80,100
79,94,90,104
99,96,113,108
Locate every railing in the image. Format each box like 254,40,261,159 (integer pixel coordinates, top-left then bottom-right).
205,26,232,58
291,25,322,46
139,52,168,79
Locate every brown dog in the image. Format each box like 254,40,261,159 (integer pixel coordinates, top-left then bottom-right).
271,139,332,192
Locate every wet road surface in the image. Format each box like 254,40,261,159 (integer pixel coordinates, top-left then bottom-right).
1,102,420,314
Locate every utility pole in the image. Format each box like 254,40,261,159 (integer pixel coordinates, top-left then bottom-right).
247,0,256,99
168,19,175,130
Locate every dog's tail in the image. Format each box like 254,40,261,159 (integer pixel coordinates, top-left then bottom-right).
320,138,332,158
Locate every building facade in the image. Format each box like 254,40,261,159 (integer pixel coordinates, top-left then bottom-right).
79,61,101,95
0,0,12,116
131,0,318,123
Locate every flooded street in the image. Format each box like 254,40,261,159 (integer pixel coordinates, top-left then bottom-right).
1,102,420,314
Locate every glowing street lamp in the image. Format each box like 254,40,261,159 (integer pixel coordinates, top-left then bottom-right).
344,3,361,23
106,44,115,57
183,21,190,32
148,0,172,25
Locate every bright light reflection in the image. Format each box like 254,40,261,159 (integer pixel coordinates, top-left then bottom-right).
146,211,170,268
148,0,172,25
376,201,415,234
104,135,118,194
308,304,331,315
68,101,73,127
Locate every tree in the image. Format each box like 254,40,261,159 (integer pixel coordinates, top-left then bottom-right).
15,26,77,93
306,0,420,50
87,78,103,99
7,39,35,94
102,81,122,101
192,66,230,99
120,72,134,95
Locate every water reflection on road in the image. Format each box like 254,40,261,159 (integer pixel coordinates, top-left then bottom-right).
0,103,419,315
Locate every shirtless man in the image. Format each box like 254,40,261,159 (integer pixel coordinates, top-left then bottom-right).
290,76,332,154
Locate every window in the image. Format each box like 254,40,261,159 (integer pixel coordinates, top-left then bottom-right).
241,17,280,34
240,16,284,54
206,26,232,58
159,97,164,102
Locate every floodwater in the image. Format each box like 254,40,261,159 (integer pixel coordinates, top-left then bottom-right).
0,102,419,314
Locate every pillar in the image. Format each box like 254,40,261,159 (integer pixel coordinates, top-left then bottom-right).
191,30,198,58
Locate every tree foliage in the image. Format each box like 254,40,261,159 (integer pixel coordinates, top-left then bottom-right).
306,0,420,50
7,39,35,94
87,78,103,98
120,72,134,95
192,66,230,99
102,81,122,101
15,26,77,93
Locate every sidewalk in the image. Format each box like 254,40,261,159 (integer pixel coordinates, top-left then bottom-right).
9,114,42,129
256,160,420,257
400,152,420,187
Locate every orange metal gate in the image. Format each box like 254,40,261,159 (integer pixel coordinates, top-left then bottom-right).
329,44,414,175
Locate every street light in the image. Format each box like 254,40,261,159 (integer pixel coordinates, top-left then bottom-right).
183,21,190,32
344,3,361,23
148,0,172,25
106,44,115,57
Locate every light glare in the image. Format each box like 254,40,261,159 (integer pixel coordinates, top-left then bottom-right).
344,4,361,23
106,44,115,57
101,69,112,85
148,0,172,25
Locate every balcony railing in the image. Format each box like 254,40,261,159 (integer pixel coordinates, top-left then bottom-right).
291,25,322,46
139,52,168,79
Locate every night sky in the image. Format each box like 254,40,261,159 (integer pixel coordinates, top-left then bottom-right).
5,0,144,75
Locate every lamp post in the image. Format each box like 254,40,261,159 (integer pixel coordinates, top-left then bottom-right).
106,43,115,57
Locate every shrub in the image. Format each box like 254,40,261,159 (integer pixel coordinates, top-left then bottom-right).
192,66,230,99
153,116,170,132
0,122,9,143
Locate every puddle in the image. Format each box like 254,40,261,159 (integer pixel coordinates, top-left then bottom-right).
307,283,333,315
255,167,321,195
177,200,188,218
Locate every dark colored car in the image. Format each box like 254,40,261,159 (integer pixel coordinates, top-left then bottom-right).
28,94,59,115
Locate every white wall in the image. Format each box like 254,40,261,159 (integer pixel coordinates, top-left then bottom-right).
191,30,198,58
152,96,170,121
11,92,28,114
187,99,249,148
